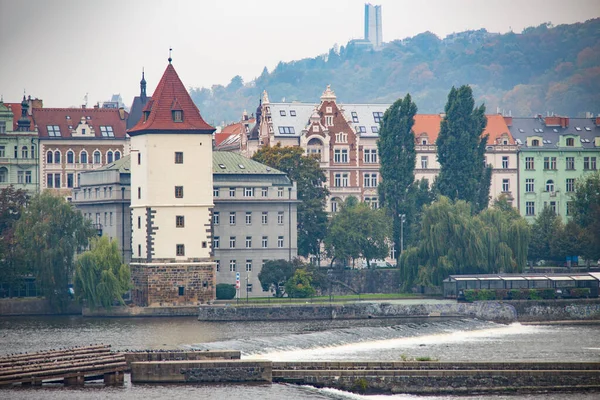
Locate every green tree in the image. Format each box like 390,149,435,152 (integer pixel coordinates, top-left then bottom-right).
74,236,131,309
216,283,236,300
0,186,29,287
570,171,600,263
285,269,316,298
377,93,418,252
252,144,329,258
258,259,297,297
528,206,563,264
15,192,95,311
325,198,391,268
435,85,491,212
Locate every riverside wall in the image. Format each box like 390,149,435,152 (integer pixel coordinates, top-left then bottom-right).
198,299,600,323
0,298,81,316
130,360,272,383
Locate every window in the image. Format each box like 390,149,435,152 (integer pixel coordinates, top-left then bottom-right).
246,260,252,272
114,151,121,160
107,151,114,163
277,236,284,248
229,236,236,248
364,149,377,163
278,126,295,134
46,151,53,164
335,132,348,143
566,201,573,216
216,260,220,272
371,126,379,133
47,125,61,137
566,178,575,192
213,187,219,197
67,173,74,188
93,151,101,164
326,106,332,114
546,180,555,192
566,157,575,170
351,111,359,123
593,157,598,170
54,174,61,188
176,244,185,256
373,111,384,123
526,201,535,216
261,212,268,224
21,146,28,158
261,187,268,197
245,236,252,248
244,187,254,197
502,156,509,169
525,157,534,170
583,157,597,170
325,116,333,127
175,186,184,198
334,149,348,163
502,179,509,192
0,121,5,134
365,197,379,209
137,153,141,165
421,156,428,169
566,137,574,146
261,236,268,248
138,244,141,257
277,211,284,225
25,171,31,184
54,150,61,164
178,286,185,296
138,216,141,229
229,212,236,225
245,212,252,225
213,212,220,225
176,215,185,228
0,146,4,157
17,171,24,184
173,110,183,122
334,173,349,187
290,110,296,116
549,201,557,214
357,126,367,134
138,187,141,199
279,110,286,116
213,236,220,248
67,151,74,164
543,157,557,170
229,187,236,197
364,173,378,188
100,126,114,137
81,151,88,164
525,179,534,193
229,260,236,272
531,139,540,147
175,152,183,164
331,199,338,213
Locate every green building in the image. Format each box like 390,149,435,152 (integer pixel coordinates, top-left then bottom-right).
510,116,600,221
0,97,39,194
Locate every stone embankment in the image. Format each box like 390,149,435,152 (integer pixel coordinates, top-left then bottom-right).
197,299,600,323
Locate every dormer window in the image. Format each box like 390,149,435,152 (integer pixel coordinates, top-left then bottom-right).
566,137,574,146
144,111,150,122
422,139,427,145
173,110,183,122
531,139,540,147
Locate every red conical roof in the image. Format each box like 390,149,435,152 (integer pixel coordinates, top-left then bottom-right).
128,63,214,135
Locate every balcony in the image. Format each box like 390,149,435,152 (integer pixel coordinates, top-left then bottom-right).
329,187,362,194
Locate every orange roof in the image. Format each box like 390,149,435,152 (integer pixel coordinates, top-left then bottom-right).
215,119,255,146
411,114,512,145
128,63,214,135
33,107,128,138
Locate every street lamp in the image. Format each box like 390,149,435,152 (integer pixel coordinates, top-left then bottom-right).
399,214,406,256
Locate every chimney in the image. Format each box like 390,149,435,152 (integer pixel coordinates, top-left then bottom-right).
503,116,512,127
544,116,561,127
93,104,99,109
561,117,569,128
29,98,43,113
118,107,126,120
82,104,86,109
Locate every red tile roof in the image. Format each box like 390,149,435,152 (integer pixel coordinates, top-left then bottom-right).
128,63,214,135
32,108,128,138
215,119,255,146
411,114,512,145
484,114,514,145
5,103,34,131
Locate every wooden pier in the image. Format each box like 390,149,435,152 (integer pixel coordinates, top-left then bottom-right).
0,345,126,387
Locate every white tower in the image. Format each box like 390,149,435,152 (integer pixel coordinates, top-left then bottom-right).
128,58,216,306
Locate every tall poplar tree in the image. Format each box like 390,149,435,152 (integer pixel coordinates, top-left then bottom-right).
377,94,418,253
435,85,491,213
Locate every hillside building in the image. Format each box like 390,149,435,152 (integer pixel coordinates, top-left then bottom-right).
509,115,600,221
364,3,382,48
128,59,216,307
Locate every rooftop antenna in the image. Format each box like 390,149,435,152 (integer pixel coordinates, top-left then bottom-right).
168,47,173,64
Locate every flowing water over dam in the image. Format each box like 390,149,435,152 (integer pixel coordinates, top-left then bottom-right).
1,315,599,399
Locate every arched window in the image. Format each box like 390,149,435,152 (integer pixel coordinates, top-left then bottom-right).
0,167,7,183
107,151,113,163
93,151,101,164
80,151,88,164
67,150,74,164
21,146,28,158
46,151,53,164
114,151,121,160
546,180,554,192
307,138,323,160
331,197,341,213
54,150,61,164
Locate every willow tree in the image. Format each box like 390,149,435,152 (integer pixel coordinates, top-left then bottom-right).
377,94,418,251
435,85,491,212
15,192,95,311
74,237,131,309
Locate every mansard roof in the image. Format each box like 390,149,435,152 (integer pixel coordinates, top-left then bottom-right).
128,63,214,135
32,107,128,139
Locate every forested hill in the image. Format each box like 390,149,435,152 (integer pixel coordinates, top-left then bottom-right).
190,19,600,126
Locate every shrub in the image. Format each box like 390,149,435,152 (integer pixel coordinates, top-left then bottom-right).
509,289,528,300
495,289,509,300
476,289,496,301
568,288,591,298
463,289,477,302
540,288,556,299
216,283,236,300
351,377,369,393
529,289,542,300
415,356,436,361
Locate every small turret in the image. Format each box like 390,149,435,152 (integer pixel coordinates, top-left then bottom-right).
17,95,31,131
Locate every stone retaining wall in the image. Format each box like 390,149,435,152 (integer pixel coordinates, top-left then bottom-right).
130,360,272,383
506,299,600,322
124,350,240,368
0,298,81,316
83,306,199,317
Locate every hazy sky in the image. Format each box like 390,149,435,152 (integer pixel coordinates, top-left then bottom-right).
1,0,598,108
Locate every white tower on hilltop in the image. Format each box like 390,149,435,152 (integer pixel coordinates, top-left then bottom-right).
364,3,382,48
128,56,216,307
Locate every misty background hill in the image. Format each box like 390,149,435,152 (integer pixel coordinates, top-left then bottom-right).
190,19,600,126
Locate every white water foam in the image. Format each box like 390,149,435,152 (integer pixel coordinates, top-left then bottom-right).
257,323,543,361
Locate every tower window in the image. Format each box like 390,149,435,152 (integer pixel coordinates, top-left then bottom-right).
175,152,183,164
175,186,184,198
176,215,185,227
176,244,185,256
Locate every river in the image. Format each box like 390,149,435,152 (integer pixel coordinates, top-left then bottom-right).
1,315,599,399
